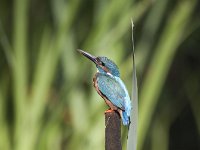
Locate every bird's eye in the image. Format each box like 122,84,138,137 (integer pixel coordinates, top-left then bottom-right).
101,62,105,66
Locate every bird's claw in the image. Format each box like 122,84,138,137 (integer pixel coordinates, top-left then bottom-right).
104,109,115,114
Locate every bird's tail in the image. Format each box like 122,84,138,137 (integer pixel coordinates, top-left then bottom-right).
121,110,130,126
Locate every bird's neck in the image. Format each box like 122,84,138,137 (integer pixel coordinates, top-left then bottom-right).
97,68,115,78
97,66,120,77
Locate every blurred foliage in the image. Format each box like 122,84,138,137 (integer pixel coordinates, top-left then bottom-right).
0,0,200,150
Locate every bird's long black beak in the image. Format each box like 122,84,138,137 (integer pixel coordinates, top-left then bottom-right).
77,49,98,64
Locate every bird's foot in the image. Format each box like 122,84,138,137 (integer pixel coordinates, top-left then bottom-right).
104,109,115,114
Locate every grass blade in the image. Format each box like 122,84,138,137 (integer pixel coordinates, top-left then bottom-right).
127,20,138,150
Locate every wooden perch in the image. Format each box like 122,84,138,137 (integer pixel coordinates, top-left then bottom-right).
105,111,122,150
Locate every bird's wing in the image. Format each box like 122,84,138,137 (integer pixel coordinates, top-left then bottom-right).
96,74,127,110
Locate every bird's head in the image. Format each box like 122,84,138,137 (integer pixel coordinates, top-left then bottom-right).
78,49,120,77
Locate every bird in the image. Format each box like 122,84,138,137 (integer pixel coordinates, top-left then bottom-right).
78,49,132,126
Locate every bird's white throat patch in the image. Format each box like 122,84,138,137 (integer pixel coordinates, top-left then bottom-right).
106,72,112,76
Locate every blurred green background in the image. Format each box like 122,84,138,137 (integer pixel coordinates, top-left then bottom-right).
0,0,200,150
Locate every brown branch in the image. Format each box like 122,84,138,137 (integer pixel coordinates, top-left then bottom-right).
105,111,122,150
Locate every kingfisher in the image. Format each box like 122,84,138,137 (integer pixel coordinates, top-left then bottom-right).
78,49,131,126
